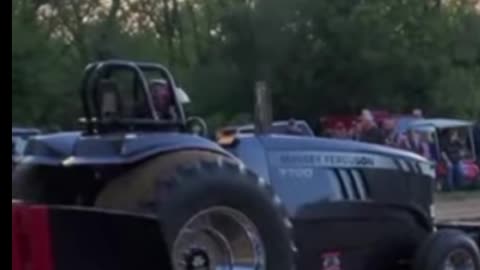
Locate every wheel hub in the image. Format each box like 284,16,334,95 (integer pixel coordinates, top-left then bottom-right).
184,248,210,270
172,206,266,270
444,249,475,270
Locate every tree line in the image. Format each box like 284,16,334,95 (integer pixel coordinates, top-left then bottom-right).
12,0,480,130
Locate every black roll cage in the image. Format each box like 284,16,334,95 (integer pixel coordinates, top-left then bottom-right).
79,60,186,134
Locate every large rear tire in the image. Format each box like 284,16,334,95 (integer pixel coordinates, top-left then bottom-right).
95,151,296,270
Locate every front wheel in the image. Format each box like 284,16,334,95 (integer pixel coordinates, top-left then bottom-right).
414,229,480,270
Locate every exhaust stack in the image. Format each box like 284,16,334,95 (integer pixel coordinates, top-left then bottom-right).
253,81,273,134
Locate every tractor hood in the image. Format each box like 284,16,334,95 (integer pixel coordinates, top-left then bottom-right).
234,134,435,179
223,134,436,232
20,131,233,166
260,134,428,162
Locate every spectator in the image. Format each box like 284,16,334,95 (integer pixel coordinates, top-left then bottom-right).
351,121,362,141
397,129,431,159
358,109,384,144
396,131,411,150
333,122,349,139
440,129,463,191
412,108,423,118
427,132,439,161
474,122,480,158
382,118,398,147
361,109,372,120
415,132,432,160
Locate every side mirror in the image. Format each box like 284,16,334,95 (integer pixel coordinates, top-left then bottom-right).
186,116,208,137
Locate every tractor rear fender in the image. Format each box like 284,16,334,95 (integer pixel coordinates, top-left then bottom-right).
13,133,236,204
19,132,235,167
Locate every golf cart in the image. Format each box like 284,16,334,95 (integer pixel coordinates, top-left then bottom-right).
399,118,480,191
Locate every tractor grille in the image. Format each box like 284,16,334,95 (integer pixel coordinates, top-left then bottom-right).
330,169,370,201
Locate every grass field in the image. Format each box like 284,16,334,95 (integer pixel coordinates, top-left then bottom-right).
435,190,480,202
435,190,480,223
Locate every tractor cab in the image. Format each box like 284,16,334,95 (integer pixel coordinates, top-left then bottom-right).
78,60,196,135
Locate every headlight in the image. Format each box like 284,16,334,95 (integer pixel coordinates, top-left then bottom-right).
419,161,436,179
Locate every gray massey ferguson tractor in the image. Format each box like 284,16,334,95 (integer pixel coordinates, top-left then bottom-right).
12,60,295,270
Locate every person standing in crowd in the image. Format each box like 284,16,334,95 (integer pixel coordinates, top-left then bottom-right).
396,129,431,159
333,122,350,139
412,108,423,118
440,129,463,191
381,118,398,147
357,109,384,144
414,132,432,160
474,121,480,158
350,121,361,141
396,131,411,150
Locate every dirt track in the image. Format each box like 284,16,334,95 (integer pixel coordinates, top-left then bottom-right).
435,191,480,224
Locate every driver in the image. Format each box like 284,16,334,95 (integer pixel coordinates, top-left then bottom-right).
149,79,177,121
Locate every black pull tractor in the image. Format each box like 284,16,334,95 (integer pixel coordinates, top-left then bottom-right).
12,60,479,270
12,60,295,270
